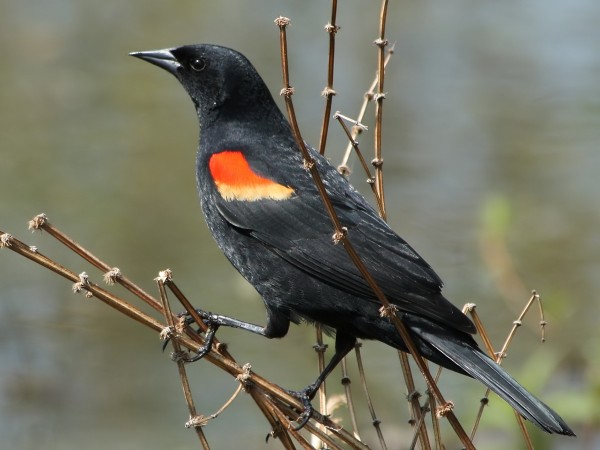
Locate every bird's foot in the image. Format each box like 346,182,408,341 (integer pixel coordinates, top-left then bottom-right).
162,308,206,350
162,309,220,362
184,320,219,362
286,382,320,430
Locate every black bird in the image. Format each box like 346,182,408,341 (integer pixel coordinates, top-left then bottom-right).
131,44,574,436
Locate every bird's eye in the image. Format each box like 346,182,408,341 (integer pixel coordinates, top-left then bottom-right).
190,58,206,72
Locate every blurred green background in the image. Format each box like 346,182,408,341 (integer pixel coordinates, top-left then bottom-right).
1,1,598,449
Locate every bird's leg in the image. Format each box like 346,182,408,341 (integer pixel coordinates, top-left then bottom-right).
176,309,360,430
195,309,269,336
288,332,356,429
177,307,290,361
176,309,267,361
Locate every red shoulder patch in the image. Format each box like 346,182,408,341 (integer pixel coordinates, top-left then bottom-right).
209,151,294,201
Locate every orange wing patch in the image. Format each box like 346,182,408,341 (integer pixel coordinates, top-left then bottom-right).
209,151,294,201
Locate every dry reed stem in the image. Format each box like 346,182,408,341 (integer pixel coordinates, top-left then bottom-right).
354,343,387,450
372,0,389,221
0,9,550,450
250,389,297,450
275,14,474,450
1,223,371,449
463,297,547,449
334,38,429,447
1,228,164,330
317,0,339,155
334,112,384,214
398,351,432,450
339,44,395,173
156,277,210,449
162,275,236,362
332,16,428,445
428,391,444,450
406,402,430,450
28,213,162,314
313,324,328,448
497,291,546,357
275,400,369,450
340,357,361,440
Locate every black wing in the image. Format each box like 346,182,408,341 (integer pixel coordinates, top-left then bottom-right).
214,151,475,334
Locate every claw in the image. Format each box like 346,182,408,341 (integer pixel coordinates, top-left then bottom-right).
162,309,208,351
162,308,220,362
185,322,219,362
294,405,313,430
287,384,319,430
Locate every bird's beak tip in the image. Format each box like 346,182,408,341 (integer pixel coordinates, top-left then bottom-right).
130,48,180,75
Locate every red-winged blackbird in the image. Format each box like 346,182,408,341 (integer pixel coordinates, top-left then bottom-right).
131,44,574,436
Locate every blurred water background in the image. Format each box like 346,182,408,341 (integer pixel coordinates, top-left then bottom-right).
1,1,599,449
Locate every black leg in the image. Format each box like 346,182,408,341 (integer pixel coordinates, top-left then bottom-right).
289,331,357,429
196,310,269,336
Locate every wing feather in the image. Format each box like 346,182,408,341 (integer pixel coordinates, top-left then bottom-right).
213,164,474,334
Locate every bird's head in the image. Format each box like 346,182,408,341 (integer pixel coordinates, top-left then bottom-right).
131,44,274,122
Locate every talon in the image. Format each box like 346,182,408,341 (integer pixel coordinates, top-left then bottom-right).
185,322,220,362
162,308,220,361
294,406,313,430
185,340,211,362
287,385,318,430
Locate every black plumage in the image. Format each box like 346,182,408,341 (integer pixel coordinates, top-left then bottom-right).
131,44,574,436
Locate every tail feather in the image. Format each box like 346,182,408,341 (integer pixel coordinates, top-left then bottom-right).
419,328,575,436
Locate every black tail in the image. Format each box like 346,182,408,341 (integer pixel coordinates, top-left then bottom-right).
417,326,575,436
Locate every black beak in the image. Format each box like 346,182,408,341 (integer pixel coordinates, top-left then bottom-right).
130,48,180,75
